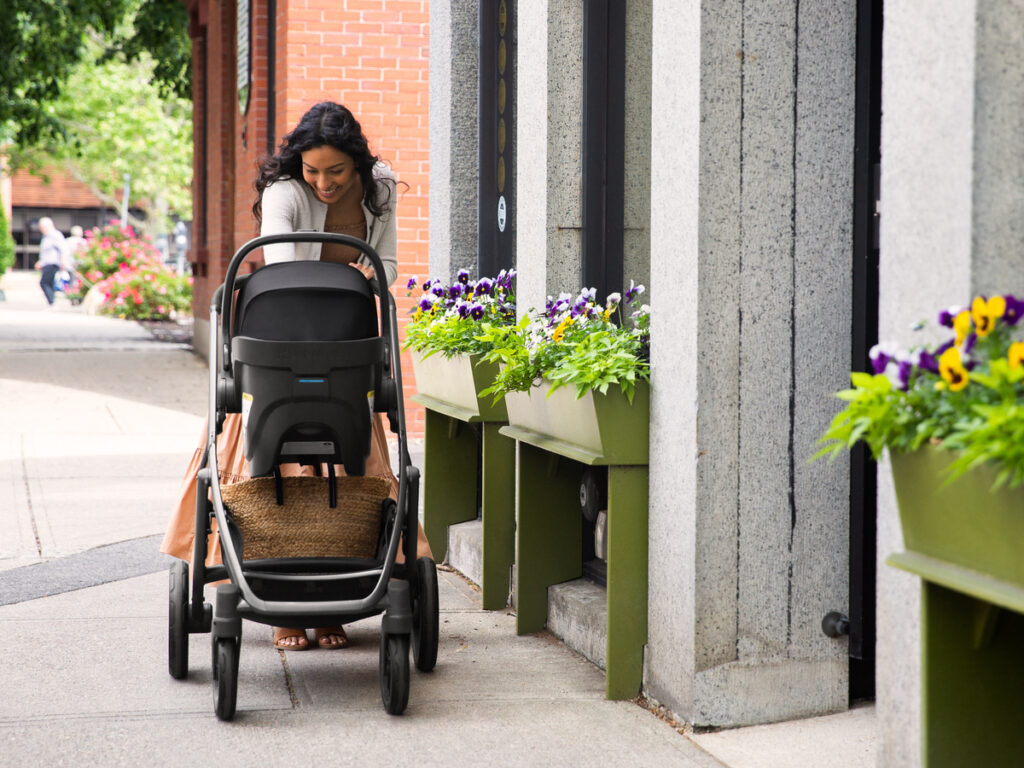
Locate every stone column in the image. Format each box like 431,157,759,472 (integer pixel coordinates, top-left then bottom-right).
878,0,1024,763
429,0,480,282
647,0,856,727
515,0,584,315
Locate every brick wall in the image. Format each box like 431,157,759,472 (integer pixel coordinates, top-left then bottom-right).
191,0,429,437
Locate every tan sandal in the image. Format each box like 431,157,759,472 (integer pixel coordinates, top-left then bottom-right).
314,627,349,650
273,627,310,650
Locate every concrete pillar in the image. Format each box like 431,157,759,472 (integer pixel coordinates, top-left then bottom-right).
624,2,652,294
878,0,1024,763
647,0,855,727
972,0,1024,298
429,0,480,282
516,0,584,316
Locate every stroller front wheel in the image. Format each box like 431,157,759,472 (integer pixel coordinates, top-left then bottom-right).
212,637,240,721
411,557,439,672
168,561,189,679
379,633,410,715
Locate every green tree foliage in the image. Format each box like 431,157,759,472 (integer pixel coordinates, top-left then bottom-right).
5,0,193,237
2,0,130,145
0,189,15,279
113,0,192,100
1,0,190,144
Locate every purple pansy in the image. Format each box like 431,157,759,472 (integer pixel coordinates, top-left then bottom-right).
915,349,939,374
1003,294,1024,326
869,345,891,375
457,268,470,285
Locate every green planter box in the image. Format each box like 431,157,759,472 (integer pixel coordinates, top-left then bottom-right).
890,447,1024,588
503,380,649,466
500,379,650,699
410,350,507,422
888,447,1024,768
410,349,514,611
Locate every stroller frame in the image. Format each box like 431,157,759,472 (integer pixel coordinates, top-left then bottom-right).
167,233,438,720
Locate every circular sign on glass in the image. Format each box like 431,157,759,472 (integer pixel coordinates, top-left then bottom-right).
497,196,507,233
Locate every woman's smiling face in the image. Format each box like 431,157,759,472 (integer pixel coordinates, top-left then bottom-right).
301,145,360,204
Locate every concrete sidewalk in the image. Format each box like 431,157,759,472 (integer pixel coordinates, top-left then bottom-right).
0,270,876,767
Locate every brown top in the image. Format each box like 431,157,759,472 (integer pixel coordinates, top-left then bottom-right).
321,220,368,264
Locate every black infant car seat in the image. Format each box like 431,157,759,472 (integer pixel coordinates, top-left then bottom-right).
229,260,384,479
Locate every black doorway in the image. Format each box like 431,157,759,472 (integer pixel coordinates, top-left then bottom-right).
849,0,883,702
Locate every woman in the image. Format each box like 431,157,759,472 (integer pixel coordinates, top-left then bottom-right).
161,102,432,652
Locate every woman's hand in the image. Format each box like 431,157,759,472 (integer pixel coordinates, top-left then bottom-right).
349,262,375,281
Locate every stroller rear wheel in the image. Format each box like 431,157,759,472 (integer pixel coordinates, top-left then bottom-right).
168,561,189,679
379,632,410,715
212,637,240,721
411,557,439,672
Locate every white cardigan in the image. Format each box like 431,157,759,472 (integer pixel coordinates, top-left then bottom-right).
260,162,399,288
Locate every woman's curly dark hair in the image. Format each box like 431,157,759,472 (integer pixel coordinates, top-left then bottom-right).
253,101,391,222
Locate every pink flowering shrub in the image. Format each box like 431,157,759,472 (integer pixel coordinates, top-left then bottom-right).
65,223,192,320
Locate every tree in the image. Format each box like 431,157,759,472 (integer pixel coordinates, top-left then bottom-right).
4,1,193,237
9,41,193,235
0,0,190,146
1,0,130,146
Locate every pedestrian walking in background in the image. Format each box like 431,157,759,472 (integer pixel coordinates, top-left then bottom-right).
65,225,87,260
34,217,67,306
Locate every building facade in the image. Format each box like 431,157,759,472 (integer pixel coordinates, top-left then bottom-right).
431,1,1024,764
185,0,430,435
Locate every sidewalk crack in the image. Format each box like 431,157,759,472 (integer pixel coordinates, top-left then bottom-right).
19,434,42,557
277,648,301,708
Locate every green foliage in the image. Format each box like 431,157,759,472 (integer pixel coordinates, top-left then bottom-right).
403,270,518,358
480,283,651,402
8,34,193,235
0,0,130,145
109,0,192,100
65,223,191,320
0,189,15,279
816,294,1024,487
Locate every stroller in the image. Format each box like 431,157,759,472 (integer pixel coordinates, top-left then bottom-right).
166,232,439,720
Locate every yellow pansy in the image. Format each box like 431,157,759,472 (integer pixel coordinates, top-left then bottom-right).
1009,341,1024,369
552,316,574,343
953,310,972,346
938,347,969,391
971,295,1006,337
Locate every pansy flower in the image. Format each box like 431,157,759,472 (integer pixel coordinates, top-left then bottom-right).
953,310,972,346
1009,341,1024,369
971,295,1005,337
912,348,940,374
938,347,969,391
457,268,470,285
1002,295,1024,327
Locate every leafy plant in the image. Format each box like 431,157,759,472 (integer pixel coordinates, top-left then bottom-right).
817,294,1024,488
481,281,651,402
65,222,191,320
403,269,517,357
0,189,15,279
